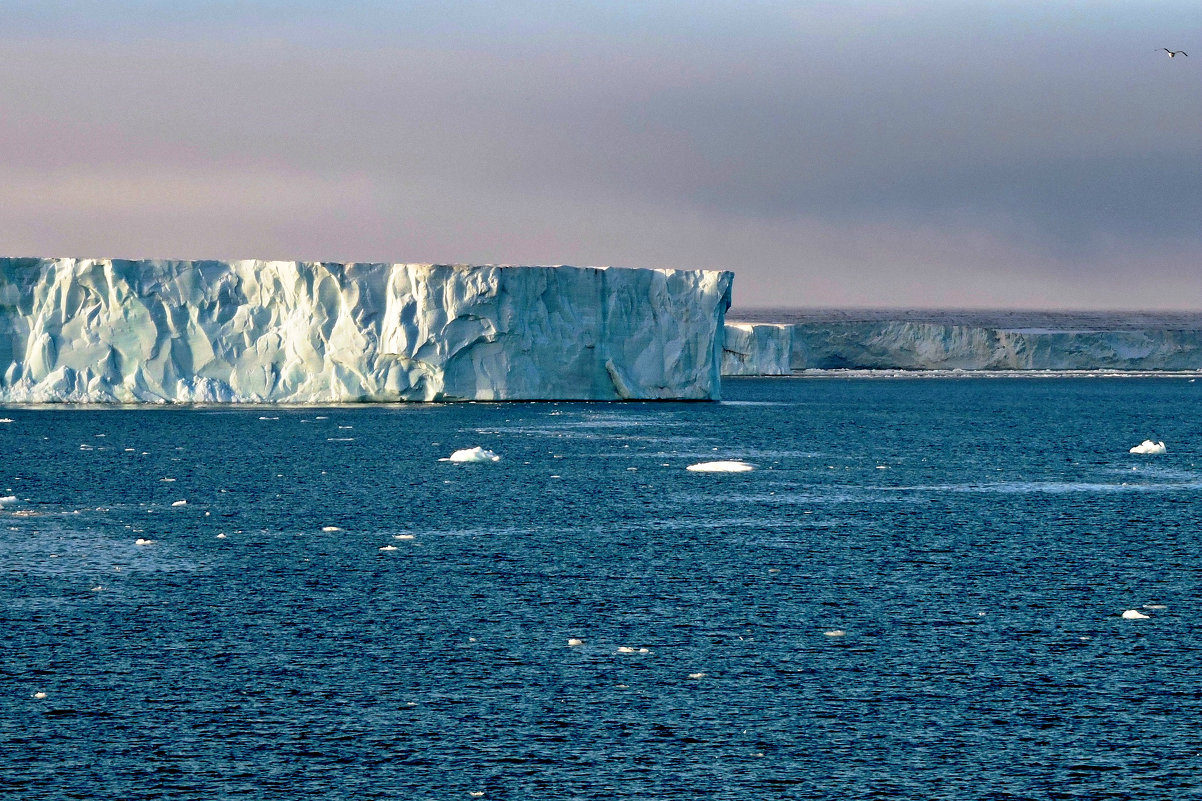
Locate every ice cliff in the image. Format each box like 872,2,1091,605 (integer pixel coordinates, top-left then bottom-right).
723,321,1202,374
0,259,732,402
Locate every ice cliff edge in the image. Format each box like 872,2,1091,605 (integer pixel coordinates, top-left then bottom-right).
0,259,733,402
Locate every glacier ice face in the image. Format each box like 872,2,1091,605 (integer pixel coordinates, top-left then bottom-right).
0,259,732,402
723,321,1202,374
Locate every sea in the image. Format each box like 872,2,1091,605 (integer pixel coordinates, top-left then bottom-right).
3,376,1201,799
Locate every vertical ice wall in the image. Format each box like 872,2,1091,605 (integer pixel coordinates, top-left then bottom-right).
0,259,733,402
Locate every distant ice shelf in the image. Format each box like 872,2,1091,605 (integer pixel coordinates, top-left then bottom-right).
0,259,733,402
722,320,1202,374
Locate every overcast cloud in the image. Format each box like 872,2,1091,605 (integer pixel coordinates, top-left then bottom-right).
1,1,1199,308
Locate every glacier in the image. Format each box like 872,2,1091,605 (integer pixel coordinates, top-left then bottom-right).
0,259,733,403
723,320,1202,374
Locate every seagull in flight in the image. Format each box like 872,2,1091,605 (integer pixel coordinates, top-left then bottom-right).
1161,48,1188,57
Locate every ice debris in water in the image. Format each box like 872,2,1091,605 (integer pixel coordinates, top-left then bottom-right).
171,500,187,507
824,630,846,637
567,638,584,647
379,545,398,552
0,418,12,423
617,646,650,654
321,526,342,532
445,447,502,463
393,534,416,540
1121,609,1150,619
0,495,17,505
32,691,47,699
686,460,754,473
135,538,155,546
1129,440,1167,455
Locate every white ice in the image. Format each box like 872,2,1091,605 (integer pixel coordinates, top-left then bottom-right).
686,460,754,472
1121,609,1150,619
1129,440,1167,454
446,447,502,463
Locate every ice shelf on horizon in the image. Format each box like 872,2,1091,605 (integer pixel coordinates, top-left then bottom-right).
722,320,1202,374
0,259,733,402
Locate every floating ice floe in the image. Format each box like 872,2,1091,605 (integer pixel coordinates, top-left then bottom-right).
824,630,846,637
617,646,650,654
1121,609,1150,619
445,447,502,463
379,545,398,551
1144,604,1167,609
688,672,707,679
32,691,47,699
321,526,342,532
0,495,17,505
0,418,12,423
134,538,155,546
1129,440,1167,455
393,534,416,540
686,460,754,473
567,638,584,647
171,500,187,507
216,533,227,539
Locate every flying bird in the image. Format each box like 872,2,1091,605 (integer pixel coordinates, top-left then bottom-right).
1161,48,1188,57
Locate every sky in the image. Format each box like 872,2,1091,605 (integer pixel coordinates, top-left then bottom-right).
1,1,1199,309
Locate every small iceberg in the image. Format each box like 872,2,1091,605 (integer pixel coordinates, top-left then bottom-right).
1129,440,1167,455
170,500,187,507
134,538,155,546
0,495,17,505
567,638,584,647
1121,609,1150,619
444,447,501,463
686,460,754,473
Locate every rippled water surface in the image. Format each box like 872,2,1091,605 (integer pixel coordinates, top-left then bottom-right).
4,378,1202,799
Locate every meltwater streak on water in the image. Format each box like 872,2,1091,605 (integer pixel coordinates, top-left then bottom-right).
3,378,1202,799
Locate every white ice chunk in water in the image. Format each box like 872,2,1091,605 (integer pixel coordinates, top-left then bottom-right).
445,447,502,463
567,638,584,647
1129,440,1167,454
379,545,398,551
1121,609,1150,619
686,460,754,472
135,538,155,546
321,526,342,532
171,500,187,507
0,495,17,505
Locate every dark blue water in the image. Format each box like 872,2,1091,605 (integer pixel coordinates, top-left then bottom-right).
4,378,1202,799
